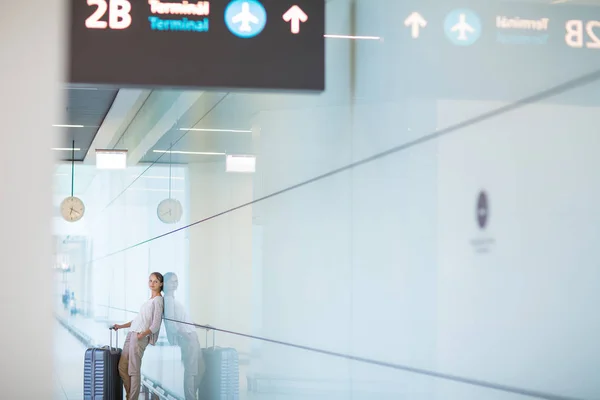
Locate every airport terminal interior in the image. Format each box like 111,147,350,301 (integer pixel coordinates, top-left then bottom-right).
49,0,600,399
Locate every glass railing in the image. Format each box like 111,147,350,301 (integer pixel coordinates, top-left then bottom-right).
55,301,584,400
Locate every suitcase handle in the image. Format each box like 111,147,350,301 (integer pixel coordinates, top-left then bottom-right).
108,327,119,350
205,327,215,349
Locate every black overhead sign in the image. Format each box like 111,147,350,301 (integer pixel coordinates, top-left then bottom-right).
68,0,325,91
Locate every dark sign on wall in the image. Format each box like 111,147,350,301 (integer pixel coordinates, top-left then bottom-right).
68,0,325,91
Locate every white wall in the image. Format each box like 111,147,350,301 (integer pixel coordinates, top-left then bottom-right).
188,161,254,353
434,100,600,399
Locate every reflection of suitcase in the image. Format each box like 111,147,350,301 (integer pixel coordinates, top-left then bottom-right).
84,328,123,400
199,330,239,400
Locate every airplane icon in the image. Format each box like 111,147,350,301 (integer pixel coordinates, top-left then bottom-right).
224,0,267,38
451,13,475,41
232,2,259,32
444,9,481,46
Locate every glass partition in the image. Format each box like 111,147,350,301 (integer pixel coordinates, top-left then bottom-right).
53,0,600,399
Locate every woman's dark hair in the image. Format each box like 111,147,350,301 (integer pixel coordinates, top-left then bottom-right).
150,272,164,292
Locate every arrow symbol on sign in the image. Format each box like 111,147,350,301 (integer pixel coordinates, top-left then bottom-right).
404,12,427,38
283,5,308,34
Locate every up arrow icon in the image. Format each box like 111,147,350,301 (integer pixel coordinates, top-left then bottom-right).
404,12,427,39
283,5,308,34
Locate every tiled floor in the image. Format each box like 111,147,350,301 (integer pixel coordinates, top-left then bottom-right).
53,321,86,400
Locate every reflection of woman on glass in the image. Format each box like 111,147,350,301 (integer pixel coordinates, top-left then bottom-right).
164,272,205,400
113,272,164,400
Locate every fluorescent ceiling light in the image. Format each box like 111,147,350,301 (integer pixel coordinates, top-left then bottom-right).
324,34,381,40
52,124,85,128
134,175,184,180
226,154,256,173
178,128,252,133
153,150,225,156
96,149,128,170
52,147,81,151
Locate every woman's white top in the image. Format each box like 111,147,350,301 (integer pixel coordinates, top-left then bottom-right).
130,296,164,345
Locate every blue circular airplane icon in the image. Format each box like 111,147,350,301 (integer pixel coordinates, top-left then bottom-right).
224,0,267,38
444,9,481,46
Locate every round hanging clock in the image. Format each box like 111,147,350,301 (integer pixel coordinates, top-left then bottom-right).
61,196,85,222
61,140,85,223
157,198,183,224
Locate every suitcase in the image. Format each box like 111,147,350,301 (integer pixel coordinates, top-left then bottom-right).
84,327,123,400
199,330,240,400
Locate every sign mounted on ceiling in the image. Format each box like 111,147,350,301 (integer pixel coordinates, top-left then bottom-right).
68,0,325,91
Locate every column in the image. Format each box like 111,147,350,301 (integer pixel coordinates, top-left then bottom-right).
0,1,64,397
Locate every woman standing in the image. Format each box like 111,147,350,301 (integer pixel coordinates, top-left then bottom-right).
113,272,165,400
